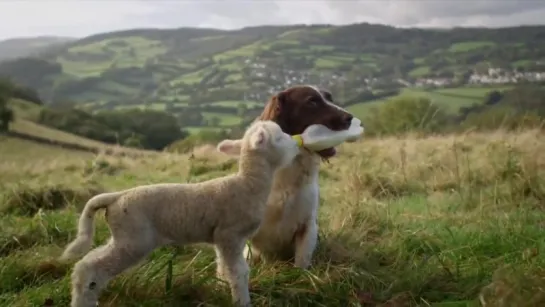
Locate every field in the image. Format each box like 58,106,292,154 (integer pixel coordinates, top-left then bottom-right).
347,86,513,119
3,23,544,136
1,121,544,306
5,99,158,156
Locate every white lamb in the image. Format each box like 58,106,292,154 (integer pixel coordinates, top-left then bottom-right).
59,120,301,307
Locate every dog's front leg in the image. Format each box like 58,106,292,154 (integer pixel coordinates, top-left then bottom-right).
294,218,318,269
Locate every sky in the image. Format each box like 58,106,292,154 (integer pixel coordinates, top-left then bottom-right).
1,0,545,40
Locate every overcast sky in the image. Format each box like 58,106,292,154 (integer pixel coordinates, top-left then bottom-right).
1,0,545,40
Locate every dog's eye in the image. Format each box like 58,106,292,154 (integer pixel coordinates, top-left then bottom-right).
306,97,319,107
323,92,333,101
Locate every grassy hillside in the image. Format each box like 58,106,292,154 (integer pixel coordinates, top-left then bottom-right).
1,127,544,306
347,85,514,118
5,99,157,156
1,24,544,133
0,36,74,62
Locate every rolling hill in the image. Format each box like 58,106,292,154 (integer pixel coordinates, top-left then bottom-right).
347,84,514,119
0,36,75,62
0,23,544,132
4,98,157,157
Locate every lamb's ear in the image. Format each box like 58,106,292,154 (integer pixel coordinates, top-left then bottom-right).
249,127,268,150
217,139,242,156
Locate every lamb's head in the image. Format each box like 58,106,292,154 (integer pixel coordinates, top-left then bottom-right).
217,120,300,169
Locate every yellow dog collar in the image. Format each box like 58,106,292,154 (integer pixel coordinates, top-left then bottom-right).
292,135,304,147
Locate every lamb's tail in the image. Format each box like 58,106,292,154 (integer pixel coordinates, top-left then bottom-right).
59,191,125,261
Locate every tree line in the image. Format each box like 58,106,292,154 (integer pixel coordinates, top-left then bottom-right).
37,107,187,150
0,78,44,132
0,78,187,150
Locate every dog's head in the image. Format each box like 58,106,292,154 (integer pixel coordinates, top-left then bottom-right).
258,85,354,159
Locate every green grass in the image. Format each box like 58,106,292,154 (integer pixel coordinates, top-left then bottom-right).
409,66,431,77
60,36,167,77
404,89,480,113
347,86,513,119
347,98,388,119
9,119,110,148
169,66,214,86
449,41,497,52
434,86,513,98
58,59,113,77
224,72,244,82
182,126,225,135
414,57,426,65
202,112,242,126
7,99,109,149
1,126,544,306
315,55,353,69
512,59,535,68
309,45,335,52
4,99,155,162
213,41,263,61
277,29,305,38
96,80,138,96
69,36,166,58
208,100,262,108
7,98,44,120
113,103,167,111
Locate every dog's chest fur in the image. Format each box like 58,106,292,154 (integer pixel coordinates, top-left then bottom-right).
255,150,320,246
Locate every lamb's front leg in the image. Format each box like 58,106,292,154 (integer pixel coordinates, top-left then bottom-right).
215,240,251,307
243,241,262,265
294,219,318,269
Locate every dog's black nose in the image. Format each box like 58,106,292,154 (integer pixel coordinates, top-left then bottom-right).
343,114,353,124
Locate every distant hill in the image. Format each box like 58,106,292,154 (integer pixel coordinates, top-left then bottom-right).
0,36,75,62
0,23,544,132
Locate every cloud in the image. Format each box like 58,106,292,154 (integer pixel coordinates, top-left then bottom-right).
0,0,544,40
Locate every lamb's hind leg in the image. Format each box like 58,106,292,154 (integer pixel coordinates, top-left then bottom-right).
215,240,251,307
70,236,155,307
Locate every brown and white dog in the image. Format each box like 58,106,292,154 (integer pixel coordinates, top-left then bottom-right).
217,85,354,269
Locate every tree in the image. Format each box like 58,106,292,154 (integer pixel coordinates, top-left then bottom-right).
237,103,247,117
0,80,14,132
484,90,504,106
0,104,13,132
364,95,448,136
123,134,144,148
207,116,221,127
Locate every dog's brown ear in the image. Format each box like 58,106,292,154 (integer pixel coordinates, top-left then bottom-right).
258,91,293,134
259,92,284,121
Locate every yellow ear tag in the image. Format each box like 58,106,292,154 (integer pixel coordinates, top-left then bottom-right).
292,135,304,147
